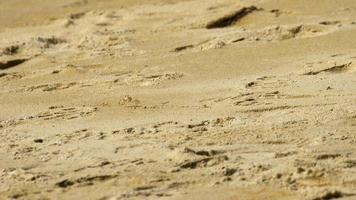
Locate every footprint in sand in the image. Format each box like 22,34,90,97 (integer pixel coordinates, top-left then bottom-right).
113,71,184,87
35,105,97,121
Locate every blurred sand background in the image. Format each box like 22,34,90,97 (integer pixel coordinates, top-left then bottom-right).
1,0,356,199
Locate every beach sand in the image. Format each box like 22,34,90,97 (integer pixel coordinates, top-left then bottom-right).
1,0,356,199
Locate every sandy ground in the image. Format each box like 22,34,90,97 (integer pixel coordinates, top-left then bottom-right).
1,0,356,199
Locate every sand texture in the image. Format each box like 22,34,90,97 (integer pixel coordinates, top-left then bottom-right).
1,0,356,199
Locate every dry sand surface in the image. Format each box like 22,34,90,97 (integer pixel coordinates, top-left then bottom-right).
1,0,356,199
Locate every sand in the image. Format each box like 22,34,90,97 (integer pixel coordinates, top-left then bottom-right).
1,0,356,199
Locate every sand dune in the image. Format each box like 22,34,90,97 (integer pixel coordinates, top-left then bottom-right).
1,0,356,199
